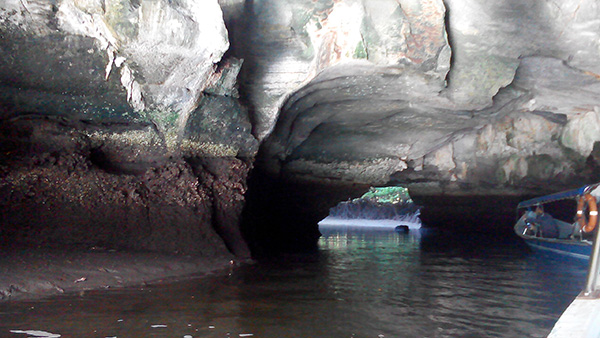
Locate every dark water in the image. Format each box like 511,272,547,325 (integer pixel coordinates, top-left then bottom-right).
0,227,588,338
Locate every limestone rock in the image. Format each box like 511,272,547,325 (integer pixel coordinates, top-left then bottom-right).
259,4,600,196
1,0,233,135
58,0,229,118
561,110,600,157
181,94,259,159
235,0,449,140
4,0,600,251
442,0,600,109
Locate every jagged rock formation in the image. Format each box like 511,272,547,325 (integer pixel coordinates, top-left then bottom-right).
0,0,255,153
238,0,600,242
252,0,600,197
2,0,600,253
0,0,257,257
237,0,449,140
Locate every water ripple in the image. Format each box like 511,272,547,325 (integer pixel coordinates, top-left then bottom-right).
0,229,587,338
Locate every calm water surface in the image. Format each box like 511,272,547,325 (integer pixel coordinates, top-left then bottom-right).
0,227,588,338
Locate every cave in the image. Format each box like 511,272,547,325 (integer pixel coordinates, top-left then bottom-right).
2,0,600,279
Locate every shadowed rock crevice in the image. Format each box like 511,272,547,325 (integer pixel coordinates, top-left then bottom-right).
187,156,252,258
241,164,371,254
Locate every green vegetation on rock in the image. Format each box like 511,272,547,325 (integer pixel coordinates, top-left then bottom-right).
359,186,411,204
354,40,368,59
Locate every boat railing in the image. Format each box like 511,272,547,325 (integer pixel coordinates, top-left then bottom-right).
584,225,600,297
520,214,590,242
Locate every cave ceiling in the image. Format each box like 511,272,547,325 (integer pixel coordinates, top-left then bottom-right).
239,0,600,195
2,0,600,196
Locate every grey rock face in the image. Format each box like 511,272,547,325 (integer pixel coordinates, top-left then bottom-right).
234,0,449,140
0,14,130,118
255,0,600,196
4,0,600,250
56,0,229,117
4,0,600,195
0,0,257,256
181,94,259,159
0,0,258,157
442,0,600,109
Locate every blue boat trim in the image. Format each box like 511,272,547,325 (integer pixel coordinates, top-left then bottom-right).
515,182,600,261
525,241,591,260
517,184,600,209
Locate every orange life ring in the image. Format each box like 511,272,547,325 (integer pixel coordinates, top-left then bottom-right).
576,194,598,233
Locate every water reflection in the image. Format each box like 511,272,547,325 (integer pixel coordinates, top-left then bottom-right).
316,226,586,337
0,227,588,338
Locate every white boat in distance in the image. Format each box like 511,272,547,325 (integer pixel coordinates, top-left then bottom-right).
318,210,422,231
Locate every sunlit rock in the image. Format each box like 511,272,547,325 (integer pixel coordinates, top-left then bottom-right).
442,0,600,109
561,110,600,157
236,0,449,140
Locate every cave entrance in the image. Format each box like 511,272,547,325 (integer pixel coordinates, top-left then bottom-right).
318,186,422,233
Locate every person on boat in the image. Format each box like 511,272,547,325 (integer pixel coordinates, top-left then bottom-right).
534,206,559,238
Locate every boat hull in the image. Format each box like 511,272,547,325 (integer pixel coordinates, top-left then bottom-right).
520,236,592,260
514,214,592,260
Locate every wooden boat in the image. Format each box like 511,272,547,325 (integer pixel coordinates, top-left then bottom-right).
514,183,600,260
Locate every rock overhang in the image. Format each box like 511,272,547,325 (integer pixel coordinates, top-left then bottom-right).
245,0,600,199
0,0,259,256
3,0,600,191
261,59,600,196
3,0,600,252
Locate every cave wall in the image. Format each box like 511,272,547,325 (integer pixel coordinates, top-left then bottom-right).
0,115,252,257
234,0,600,243
249,0,600,191
235,0,449,140
0,0,250,147
242,1,600,193
0,0,257,257
3,0,600,253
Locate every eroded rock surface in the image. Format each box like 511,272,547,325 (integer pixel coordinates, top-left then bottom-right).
237,0,600,242
253,1,600,197
3,0,600,253
0,116,251,257
0,0,252,151
0,0,258,258
235,0,449,140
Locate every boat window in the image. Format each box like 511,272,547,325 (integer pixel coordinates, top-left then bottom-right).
533,199,578,223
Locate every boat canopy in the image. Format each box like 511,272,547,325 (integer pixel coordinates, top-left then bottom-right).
517,183,600,210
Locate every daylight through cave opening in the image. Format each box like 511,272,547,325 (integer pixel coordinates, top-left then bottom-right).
318,186,422,232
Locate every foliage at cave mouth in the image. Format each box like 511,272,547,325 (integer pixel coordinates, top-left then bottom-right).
327,187,420,220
